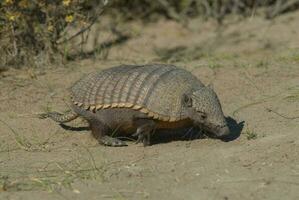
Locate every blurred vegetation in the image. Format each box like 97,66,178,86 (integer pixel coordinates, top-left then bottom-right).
1,0,299,68
110,0,299,21
0,0,107,68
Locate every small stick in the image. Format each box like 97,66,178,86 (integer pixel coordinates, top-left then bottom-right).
266,108,299,120
57,7,105,45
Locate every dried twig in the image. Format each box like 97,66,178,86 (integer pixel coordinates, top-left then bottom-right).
11,23,18,57
267,0,299,18
265,108,299,120
157,0,182,21
57,7,105,45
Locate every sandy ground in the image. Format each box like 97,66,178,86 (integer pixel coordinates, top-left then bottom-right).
0,11,299,200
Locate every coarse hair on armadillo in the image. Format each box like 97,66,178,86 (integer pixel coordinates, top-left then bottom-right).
70,64,204,122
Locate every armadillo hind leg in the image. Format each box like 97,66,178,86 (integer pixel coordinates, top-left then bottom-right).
133,119,156,146
39,111,78,123
89,120,127,147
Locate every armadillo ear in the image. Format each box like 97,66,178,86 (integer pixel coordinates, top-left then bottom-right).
182,94,192,107
207,83,214,90
199,111,207,120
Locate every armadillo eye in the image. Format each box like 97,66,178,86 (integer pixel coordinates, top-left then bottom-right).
197,112,207,120
183,94,192,107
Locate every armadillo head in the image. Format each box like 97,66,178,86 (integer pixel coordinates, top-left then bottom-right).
183,86,229,138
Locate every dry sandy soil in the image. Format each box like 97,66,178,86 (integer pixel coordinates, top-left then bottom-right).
0,11,299,200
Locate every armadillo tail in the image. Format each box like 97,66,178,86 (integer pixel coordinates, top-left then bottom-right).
39,111,78,123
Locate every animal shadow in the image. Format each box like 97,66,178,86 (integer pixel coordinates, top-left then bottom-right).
58,117,244,145
220,116,244,142
150,127,206,145
151,116,244,145
59,123,205,145
59,123,89,132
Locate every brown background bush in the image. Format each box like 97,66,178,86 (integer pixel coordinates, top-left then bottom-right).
1,0,299,68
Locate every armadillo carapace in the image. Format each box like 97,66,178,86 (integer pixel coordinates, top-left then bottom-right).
41,64,229,146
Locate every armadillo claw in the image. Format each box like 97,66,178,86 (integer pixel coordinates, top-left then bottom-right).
100,136,127,147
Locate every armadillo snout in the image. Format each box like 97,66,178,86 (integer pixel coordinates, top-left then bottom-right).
214,125,230,138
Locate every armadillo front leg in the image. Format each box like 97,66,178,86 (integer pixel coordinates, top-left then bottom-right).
133,119,156,146
89,120,127,147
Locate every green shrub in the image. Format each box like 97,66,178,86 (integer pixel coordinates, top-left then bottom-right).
0,0,107,68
